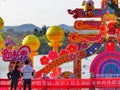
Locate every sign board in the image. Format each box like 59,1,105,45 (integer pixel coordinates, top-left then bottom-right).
2,46,31,62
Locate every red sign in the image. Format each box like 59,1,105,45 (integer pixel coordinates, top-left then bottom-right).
2,46,31,62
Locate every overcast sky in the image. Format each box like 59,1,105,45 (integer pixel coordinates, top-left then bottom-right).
0,0,116,26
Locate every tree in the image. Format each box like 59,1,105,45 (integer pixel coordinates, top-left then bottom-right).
33,28,40,37
41,25,47,35
37,35,51,54
6,28,15,36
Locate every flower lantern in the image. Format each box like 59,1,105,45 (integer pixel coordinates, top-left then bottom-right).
59,49,69,56
68,52,78,61
40,56,50,65
66,44,78,52
48,50,58,60
50,67,62,79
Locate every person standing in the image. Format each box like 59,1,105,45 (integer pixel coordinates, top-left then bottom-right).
7,64,20,90
21,60,34,90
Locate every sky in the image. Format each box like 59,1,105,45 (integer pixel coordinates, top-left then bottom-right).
0,0,114,27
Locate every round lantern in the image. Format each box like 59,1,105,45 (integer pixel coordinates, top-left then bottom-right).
22,35,40,52
0,35,4,49
0,17,4,30
46,26,64,42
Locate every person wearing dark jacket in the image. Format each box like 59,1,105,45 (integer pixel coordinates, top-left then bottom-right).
7,64,20,90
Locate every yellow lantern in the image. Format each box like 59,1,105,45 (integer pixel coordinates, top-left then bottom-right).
0,17,4,30
46,25,64,42
0,35,4,50
22,35,40,67
46,25,64,52
22,35,40,52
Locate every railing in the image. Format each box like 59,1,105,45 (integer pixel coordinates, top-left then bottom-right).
0,78,120,89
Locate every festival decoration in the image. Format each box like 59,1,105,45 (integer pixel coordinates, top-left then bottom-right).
0,35,4,50
101,0,117,14
34,0,120,80
60,71,74,78
68,32,79,43
22,35,40,52
86,43,102,56
48,50,58,60
74,20,101,30
106,0,119,20
0,17,4,30
46,26,64,42
1,1,120,86
66,44,78,52
59,49,69,56
35,42,102,78
74,60,81,78
82,0,95,16
68,32,102,43
2,78,120,89
50,67,62,79
99,23,107,37
5,36,16,49
46,25,64,52
106,21,118,41
78,43,88,50
68,52,78,61
101,0,118,9
102,12,117,23
117,27,120,42
22,35,40,67
76,50,86,59
106,42,115,51
67,8,102,19
2,46,31,62
90,51,120,78
67,0,103,19
35,42,86,77
40,56,50,65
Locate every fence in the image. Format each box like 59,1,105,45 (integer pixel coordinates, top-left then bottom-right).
0,78,120,89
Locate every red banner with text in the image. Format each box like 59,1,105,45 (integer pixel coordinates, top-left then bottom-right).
1,78,120,89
